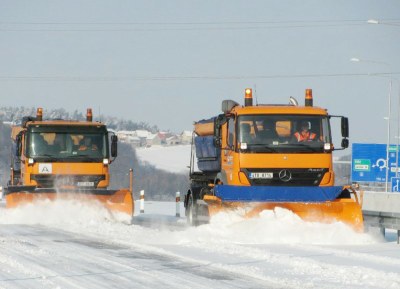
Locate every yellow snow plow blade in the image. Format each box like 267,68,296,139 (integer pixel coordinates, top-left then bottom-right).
203,187,364,232
5,187,134,217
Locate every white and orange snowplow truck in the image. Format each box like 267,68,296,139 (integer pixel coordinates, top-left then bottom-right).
185,88,363,231
5,108,134,217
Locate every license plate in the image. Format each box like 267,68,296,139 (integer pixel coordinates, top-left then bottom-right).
77,182,94,187
249,172,273,179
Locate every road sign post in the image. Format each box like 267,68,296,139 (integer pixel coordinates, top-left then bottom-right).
391,177,400,193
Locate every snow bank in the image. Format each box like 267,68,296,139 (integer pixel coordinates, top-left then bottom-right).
0,201,379,246
0,199,131,226
0,201,397,289
187,208,379,245
135,145,191,173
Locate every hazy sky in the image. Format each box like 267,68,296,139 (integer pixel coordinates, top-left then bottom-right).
1,0,399,146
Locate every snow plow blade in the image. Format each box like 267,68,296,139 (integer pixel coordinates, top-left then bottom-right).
203,185,363,231
4,186,134,217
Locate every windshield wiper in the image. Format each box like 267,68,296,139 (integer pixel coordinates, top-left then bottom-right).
289,143,322,152
34,154,59,161
246,144,277,152
63,154,101,158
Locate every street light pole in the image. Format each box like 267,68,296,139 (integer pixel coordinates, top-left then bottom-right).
386,81,393,192
396,81,400,178
350,57,393,192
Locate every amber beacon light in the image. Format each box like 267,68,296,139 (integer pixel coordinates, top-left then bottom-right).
244,88,253,107
305,88,313,107
36,108,43,121
86,108,93,122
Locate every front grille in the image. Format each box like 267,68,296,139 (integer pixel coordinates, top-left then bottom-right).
242,168,328,186
31,174,105,188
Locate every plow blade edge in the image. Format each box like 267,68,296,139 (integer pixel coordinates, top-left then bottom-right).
203,185,363,231
4,186,134,217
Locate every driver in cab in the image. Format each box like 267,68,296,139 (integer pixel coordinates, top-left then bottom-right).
293,121,316,142
78,137,98,151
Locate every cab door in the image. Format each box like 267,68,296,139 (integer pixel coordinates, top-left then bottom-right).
221,117,235,185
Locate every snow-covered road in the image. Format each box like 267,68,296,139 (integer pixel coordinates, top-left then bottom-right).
0,224,271,289
1,200,399,289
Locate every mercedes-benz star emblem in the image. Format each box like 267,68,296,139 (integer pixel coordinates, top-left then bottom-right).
279,169,292,182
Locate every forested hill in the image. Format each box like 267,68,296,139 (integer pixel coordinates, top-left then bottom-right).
0,106,159,132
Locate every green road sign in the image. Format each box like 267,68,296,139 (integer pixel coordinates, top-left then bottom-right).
353,159,371,172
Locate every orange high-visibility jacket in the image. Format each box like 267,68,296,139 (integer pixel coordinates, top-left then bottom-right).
294,131,316,142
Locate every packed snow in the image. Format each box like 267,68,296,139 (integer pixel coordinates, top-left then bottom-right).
135,145,191,173
0,145,400,288
0,200,399,289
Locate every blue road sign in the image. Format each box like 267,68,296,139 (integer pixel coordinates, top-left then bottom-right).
391,177,400,193
351,143,400,183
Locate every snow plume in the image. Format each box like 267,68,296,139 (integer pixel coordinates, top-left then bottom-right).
179,208,379,246
0,201,379,246
0,199,131,226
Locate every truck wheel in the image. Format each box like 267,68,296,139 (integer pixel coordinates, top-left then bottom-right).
187,194,198,226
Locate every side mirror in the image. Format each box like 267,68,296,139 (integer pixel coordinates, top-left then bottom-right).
214,136,221,147
15,134,22,157
341,138,349,149
213,114,226,148
341,117,349,138
111,135,118,158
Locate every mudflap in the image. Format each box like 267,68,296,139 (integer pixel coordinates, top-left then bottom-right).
203,185,364,232
4,186,134,218
186,193,210,226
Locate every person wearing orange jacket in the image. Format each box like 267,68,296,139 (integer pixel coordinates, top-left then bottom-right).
78,137,98,151
293,121,316,142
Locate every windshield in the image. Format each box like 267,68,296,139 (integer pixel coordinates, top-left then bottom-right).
237,114,331,153
26,127,109,161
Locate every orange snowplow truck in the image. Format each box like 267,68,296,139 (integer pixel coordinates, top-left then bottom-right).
185,88,363,231
5,108,133,217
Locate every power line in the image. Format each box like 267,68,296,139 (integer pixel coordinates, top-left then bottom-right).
0,72,398,82
1,19,399,25
1,19,397,32
0,25,366,32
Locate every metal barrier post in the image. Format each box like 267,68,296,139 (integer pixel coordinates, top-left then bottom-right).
129,168,133,193
176,192,180,217
140,190,145,213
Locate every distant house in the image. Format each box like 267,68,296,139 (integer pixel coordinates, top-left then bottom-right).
180,130,192,144
135,130,151,139
127,135,141,147
117,129,190,147
166,135,181,146
145,133,162,147
116,130,135,143
116,130,146,147
157,131,169,145
134,130,151,146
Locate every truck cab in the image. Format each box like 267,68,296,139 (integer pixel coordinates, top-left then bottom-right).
217,105,343,187
10,108,118,190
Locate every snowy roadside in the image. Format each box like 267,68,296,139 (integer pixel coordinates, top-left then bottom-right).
135,145,191,174
1,200,400,289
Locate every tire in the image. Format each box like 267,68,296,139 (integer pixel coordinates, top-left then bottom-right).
187,193,210,226
186,194,198,226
